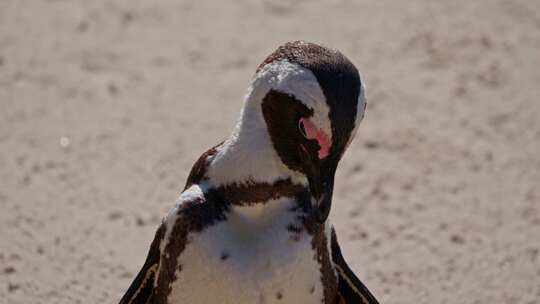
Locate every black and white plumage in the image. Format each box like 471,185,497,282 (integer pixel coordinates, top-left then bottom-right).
119,41,379,304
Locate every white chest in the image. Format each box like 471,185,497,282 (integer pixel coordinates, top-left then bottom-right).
166,199,325,304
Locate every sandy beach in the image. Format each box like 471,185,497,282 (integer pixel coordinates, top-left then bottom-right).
1,1,539,303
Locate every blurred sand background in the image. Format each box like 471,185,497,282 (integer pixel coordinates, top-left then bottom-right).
1,1,540,303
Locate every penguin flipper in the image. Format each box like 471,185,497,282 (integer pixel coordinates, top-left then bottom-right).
331,228,380,304
118,224,166,304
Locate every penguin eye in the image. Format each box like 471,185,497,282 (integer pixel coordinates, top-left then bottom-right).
298,119,308,138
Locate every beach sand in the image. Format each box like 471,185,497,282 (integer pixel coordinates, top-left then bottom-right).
1,1,539,303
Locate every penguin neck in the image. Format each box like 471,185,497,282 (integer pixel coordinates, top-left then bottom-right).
206,96,308,193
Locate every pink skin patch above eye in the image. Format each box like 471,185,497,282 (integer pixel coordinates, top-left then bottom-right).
300,117,330,159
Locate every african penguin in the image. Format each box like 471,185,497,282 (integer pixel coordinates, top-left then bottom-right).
119,41,379,304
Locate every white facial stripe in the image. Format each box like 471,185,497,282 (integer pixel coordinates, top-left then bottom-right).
207,60,335,185
253,60,333,145
347,79,366,148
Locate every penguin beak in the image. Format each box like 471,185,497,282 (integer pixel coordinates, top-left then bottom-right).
300,146,337,223
310,163,336,223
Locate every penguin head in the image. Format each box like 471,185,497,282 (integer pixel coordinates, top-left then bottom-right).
249,41,366,223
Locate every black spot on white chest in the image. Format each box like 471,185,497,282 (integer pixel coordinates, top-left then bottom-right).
166,199,326,303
